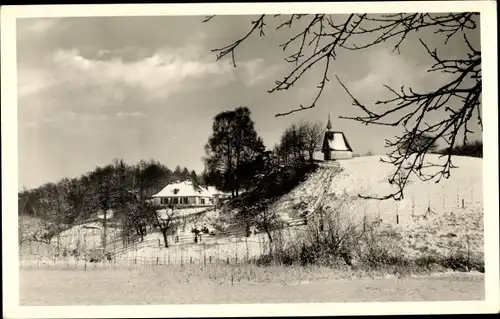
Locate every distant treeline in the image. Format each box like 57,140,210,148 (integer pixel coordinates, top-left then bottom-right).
18,159,201,224
435,140,483,158
352,140,483,158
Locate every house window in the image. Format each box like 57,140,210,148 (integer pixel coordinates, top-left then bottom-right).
173,198,179,205
182,197,188,205
200,198,205,205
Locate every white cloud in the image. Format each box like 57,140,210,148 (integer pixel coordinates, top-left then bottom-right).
350,48,429,95
19,46,277,103
24,18,61,33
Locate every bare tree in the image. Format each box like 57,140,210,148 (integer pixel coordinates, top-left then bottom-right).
204,13,481,200
153,203,176,248
299,120,324,162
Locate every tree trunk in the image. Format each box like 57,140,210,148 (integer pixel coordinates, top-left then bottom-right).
264,225,273,243
103,209,107,252
136,226,144,241
57,233,61,255
162,230,169,248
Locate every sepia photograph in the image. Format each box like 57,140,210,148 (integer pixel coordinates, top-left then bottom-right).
1,1,498,317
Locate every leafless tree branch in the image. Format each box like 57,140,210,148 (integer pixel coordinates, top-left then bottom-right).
206,12,481,200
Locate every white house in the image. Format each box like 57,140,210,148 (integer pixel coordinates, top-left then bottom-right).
151,181,230,237
151,180,224,207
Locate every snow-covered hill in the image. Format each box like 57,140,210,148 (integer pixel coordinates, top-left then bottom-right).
275,155,482,222
21,155,483,264
107,155,484,263
273,154,484,259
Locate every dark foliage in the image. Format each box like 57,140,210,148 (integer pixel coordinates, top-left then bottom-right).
436,139,483,158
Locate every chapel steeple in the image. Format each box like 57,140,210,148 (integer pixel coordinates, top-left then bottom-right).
321,113,353,161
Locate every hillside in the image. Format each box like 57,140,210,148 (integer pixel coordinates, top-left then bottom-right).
20,155,483,268
276,155,483,221
273,154,484,262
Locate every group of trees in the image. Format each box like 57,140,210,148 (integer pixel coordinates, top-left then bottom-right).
18,159,202,247
203,106,325,197
439,140,483,158
273,121,323,165
203,107,323,241
399,133,483,158
202,106,267,198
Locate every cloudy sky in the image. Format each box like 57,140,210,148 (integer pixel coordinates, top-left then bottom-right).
16,14,481,190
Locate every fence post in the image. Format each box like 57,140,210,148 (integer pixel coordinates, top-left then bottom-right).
427,191,431,210
377,201,380,220
466,235,471,271
36,243,40,268
246,236,250,263
396,205,399,225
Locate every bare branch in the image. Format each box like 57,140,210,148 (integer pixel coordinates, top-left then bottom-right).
211,15,266,67
202,15,216,23
205,12,481,199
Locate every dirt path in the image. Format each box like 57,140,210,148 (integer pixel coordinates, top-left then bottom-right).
20,270,484,305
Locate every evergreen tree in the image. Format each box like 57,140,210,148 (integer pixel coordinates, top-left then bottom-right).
203,106,266,198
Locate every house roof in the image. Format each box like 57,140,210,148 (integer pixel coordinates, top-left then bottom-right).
323,131,353,152
152,181,222,198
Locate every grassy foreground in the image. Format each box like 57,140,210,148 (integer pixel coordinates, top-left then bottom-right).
19,259,485,287
19,266,485,305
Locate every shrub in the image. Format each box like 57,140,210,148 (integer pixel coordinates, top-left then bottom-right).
85,248,113,263
254,201,484,275
438,252,484,272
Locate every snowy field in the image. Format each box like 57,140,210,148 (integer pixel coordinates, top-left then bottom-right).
20,268,484,305
276,155,482,222
20,155,483,265
273,155,484,259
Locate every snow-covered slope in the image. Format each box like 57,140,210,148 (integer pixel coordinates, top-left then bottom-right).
274,155,482,221
324,155,483,224
271,161,343,221
273,154,484,259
